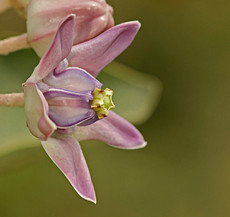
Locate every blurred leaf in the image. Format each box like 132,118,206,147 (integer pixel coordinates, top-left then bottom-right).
0,49,39,159
100,61,162,124
0,146,41,174
0,107,39,158
0,48,38,92
0,31,23,39
0,8,26,34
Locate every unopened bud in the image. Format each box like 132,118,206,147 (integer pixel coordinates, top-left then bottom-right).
27,0,114,56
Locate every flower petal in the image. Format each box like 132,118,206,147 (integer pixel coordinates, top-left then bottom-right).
67,21,141,77
43,89,98,128
74,111,146,149
26,14,76,83
41,135,96,203
24,83,56,140
43,67,102,92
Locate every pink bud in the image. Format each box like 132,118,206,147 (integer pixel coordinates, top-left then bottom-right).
27,0,114,57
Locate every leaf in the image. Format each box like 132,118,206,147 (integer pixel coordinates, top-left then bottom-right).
0,49,39,159
0,146,41,174
0,31,24,40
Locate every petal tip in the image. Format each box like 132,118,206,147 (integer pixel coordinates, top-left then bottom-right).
118,141,147,150
77,190,97,204
123,20,141,31
66,13,76,21
139,141,147,149
90,197,97,204
131,21,141,35
132,20,141,29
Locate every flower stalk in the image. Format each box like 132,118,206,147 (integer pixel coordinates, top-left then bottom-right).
0,33,29,55
0,92,24,107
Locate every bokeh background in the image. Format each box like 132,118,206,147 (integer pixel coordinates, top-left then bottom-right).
1,0,230,216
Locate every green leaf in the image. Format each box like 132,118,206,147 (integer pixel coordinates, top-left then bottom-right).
0,49,39,159
0,31,24,40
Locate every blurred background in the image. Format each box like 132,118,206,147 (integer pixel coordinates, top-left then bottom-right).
1,0,230,216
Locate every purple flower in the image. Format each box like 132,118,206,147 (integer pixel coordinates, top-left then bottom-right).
24,14,146,203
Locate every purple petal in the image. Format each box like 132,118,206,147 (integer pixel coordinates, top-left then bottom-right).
67,21,141,77
43,88,93,101
74,111,146,149
24,83,56,140
41,135,96,203
78,114,99,126
26,14,76,83
43,67,102,92
43,88,97,128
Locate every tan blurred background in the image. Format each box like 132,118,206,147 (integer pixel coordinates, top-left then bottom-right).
1,0,230,216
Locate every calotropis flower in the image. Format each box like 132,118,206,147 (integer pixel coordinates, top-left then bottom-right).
24,14,146,203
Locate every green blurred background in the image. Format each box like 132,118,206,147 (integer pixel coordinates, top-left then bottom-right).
1,0,230,216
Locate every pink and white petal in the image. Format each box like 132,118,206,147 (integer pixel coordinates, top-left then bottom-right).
43,67,102,92
74,111,146,149
67,21,141,77
48,99,96,128
43,89,98,128
26,14,76,83
41,135,96,203
24,83,56,140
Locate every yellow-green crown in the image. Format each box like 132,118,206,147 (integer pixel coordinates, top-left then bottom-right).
91,88,115,119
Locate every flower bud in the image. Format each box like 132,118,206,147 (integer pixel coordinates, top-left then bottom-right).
27,0,114,57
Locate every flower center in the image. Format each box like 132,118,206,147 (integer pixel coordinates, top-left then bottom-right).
91,88,115,119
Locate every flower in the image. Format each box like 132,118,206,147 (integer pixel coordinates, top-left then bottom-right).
24,14,146,203
27,0,114,57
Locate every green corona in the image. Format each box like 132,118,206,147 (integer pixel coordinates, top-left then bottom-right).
91,88,115,119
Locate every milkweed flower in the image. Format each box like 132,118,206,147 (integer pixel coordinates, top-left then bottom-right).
24,14,146,203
